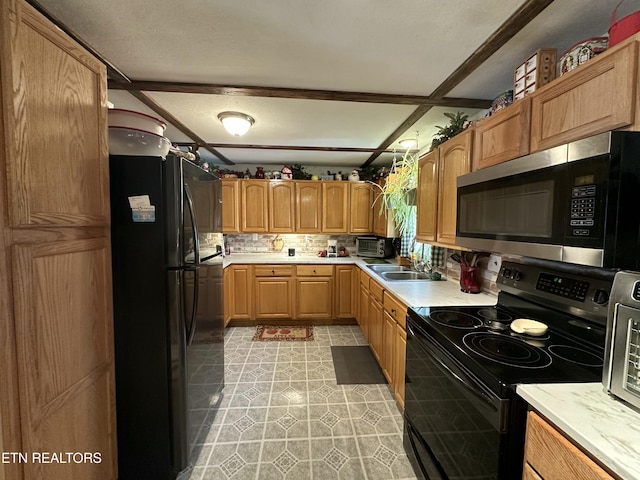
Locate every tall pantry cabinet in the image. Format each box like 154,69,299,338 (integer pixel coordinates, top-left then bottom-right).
0,2,117,479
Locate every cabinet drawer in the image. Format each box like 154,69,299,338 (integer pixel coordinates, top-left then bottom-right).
369,279,383,303
254,265,294,277
383,292,407,328
296,265,333,276
524,411,613,480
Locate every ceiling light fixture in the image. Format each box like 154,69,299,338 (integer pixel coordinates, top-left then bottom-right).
398,137,417,149
217,111,255,136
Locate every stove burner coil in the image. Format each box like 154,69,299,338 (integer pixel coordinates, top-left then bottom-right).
548,345,603,367
428,310,483,329
463,332,553,369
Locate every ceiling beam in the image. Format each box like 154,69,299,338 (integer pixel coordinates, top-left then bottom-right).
173,142,416,154
127,91,235,165
360,0,556,167
108,81,492,108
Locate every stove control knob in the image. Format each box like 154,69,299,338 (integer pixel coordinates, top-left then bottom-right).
512,270,523,281
592,289,609,305
502,268,512,278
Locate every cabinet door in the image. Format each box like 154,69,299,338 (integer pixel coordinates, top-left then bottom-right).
473,98,531,170
4,1,109,230
228,265,253,320
269,181,295,233
254,278,293,319
12,239,117,479
416,150,439,243
322,182,349,233
349,182,373,233
296,277,333,319
222,179,240,233
530,42,638,152
223,267,231,326
394,324,407,408
241,180,268,232
437,130,473,246
296,182,322,233
382,312,396,385
359,286,370,339
369,295,383,363
524,411,614,480
335,265,357,318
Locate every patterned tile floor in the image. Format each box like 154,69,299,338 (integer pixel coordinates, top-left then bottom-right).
181,325,418,480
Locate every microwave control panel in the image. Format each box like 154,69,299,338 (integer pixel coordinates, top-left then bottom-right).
569,184,596,236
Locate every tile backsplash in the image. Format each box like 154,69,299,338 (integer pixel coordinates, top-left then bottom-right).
224,234,357,255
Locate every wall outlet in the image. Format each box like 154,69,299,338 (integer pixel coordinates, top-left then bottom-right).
252,233,258,241
487,254,502,273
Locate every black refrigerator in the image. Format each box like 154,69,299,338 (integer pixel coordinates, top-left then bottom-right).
109,154,224,480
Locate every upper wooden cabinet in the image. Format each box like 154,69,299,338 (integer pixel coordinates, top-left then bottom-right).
4,1,109,229
269,181,295,233
322,182,349,233
295,181,322,233
415,150,439,243
221,179,240,233
530,41,638,152
349,182,373,233
436,129,473,246
472,97,532,170
241,180,269,233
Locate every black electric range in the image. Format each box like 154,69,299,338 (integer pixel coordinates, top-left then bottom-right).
404,260,615,480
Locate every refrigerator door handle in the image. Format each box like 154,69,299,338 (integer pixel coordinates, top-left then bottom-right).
186,266,199,345
183,182,200,345
184,182,200,266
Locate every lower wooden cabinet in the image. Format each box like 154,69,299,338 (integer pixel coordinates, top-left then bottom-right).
358,271,370,340
523,411,615,480
394,323,407,408
224,264,358,322
368,294,384,364
382,311,396,383
295,268,333,319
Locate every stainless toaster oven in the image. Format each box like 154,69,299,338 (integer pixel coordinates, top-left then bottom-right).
355,237,394,258
603,270,640,412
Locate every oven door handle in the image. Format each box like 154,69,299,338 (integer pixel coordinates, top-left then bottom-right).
429,346,497,410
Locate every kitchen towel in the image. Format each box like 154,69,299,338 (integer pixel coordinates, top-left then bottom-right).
430,246,446,268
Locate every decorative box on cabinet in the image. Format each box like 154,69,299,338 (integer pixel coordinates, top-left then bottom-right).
514,48,557,100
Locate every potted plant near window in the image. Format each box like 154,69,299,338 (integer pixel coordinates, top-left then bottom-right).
371,148,418,238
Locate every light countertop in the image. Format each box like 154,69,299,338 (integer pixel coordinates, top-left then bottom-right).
223,253,497,308
517,383,640,480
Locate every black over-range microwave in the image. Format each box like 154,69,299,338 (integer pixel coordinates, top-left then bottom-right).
456,131,640,269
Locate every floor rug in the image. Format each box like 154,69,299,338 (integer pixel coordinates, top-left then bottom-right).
252,325,314,341
331,346,387,384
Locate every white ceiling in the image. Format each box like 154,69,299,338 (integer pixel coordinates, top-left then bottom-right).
33,0,622,168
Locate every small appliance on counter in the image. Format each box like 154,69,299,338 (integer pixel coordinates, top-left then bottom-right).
327,239,337,257
355,236,395,258
603,270,640,413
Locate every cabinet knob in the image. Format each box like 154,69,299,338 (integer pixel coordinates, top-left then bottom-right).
391,308,396,313
272,269,275,275
313,269,317,274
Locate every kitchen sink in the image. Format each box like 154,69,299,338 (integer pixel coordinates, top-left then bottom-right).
367,264,411,272
381,271,432,281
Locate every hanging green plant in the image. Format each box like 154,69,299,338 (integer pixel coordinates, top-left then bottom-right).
370,148,418,238
430,111,469,151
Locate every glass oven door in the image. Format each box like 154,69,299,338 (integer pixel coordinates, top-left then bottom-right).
405,317,510,480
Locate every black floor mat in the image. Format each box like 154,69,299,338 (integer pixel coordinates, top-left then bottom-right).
331,346,387,385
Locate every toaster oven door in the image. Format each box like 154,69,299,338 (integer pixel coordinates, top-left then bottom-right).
607,303,640,411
